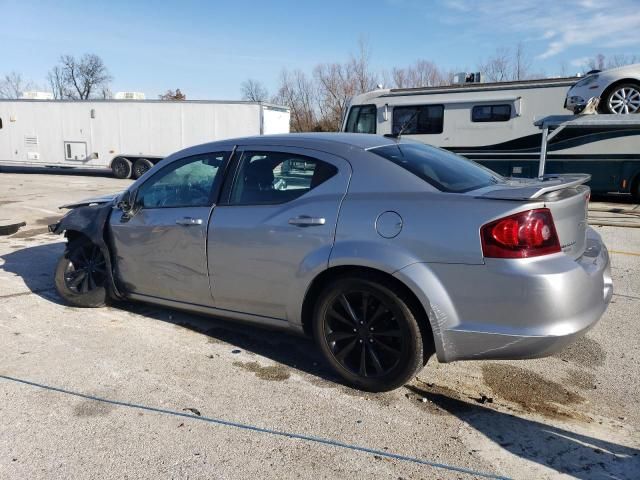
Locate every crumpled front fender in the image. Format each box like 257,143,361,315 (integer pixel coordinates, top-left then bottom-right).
49,203,123,299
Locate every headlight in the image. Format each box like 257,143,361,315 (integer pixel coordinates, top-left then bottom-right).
573,74,599,88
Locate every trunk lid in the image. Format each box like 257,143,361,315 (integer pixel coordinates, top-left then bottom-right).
476,174,590,259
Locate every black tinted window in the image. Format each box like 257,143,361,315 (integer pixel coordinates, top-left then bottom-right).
137,152,227,208
229,151,337,205
472,104,511,122
392,105,444,135
371,143,502,193
344,105,376,134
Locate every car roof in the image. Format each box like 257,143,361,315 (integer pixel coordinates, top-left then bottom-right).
194,133,403,153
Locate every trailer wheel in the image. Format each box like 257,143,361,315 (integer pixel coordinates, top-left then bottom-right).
133,158,154,179
112,157,132,179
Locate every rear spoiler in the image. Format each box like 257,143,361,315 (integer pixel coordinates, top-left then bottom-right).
478,174,591,200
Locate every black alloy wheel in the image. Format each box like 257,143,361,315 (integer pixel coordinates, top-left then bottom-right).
55,239,109,308
63,242,107,294
325,290,403,377
313,276,429,392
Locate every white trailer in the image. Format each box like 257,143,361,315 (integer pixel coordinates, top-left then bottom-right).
0,99,290,179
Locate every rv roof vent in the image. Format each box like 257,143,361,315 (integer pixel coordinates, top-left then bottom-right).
452,72,484,84
114,91,145,100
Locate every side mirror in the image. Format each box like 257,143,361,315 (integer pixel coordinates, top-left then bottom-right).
116,190,134,212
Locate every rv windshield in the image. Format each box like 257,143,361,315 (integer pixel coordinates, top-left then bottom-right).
370,143,503,193
344,105,377,134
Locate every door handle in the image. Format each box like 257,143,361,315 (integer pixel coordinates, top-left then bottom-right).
288,216,326,227
176,217,203,226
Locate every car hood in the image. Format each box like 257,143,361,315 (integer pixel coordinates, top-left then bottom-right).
60,192,120,209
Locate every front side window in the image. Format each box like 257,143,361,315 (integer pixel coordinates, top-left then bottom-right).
392,105,444,135
370,143,502,193
136,152,228,208
344,104,377,134
228,151,337,205
472,104,512,122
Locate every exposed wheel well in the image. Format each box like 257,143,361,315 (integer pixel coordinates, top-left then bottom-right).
64,230,91,246
301,265,435,353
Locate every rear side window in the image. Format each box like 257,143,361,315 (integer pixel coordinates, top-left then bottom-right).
472,104,511,122
228,151,337,205
392,105,444,135
344,104,377,134
370,143,502,193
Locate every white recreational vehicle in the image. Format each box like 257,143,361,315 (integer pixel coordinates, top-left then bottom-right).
0,99,290,179
343,78,640,198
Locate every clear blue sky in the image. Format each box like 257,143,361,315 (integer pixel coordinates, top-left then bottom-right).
2,0,639,99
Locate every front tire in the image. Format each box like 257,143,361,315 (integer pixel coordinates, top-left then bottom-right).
111,157,132,179
312,275,428,392
602,83,640,114
54,239,108,308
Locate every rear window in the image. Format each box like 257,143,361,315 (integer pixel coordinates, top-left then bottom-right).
370,143,502,193
344,104,377,134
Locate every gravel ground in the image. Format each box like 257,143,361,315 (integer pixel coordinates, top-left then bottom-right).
1,169,639,479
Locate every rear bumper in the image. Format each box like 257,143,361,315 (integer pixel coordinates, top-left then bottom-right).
395,227,612,362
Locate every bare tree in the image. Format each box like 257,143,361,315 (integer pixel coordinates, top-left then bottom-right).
47,54,112,100
0,72,34,98
159,88,186,100
241,79,269,102
391,60,444,88
587,54,606,72
607,54,639,68
478,47,512,82
47,66,69,99
273,70,317,132
513,42,532,81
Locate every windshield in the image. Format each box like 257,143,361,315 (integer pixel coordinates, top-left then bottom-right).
370,143,503,193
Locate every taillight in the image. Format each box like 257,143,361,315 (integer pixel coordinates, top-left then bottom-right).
481,208,561,258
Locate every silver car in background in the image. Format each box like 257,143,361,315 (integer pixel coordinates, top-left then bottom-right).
565,63,640,114
51,134,612,391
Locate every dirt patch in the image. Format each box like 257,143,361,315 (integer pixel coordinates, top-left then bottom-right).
0,200,18,206
35,215,62,226
10,227,50,239
565,369,597,390
232,361,290,381
482,364,585,419
555,336,606,368
73,400,114,417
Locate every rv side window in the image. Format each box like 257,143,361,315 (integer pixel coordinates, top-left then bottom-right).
344,104,376,134
392,105,444,135
0,117,3,129
472,104,511,122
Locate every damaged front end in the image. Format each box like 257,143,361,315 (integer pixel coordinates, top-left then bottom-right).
49,194,124,299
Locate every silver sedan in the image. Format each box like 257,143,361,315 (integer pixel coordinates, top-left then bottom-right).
50,134,612,392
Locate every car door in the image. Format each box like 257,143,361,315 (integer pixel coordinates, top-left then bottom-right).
208,146,351,320
110,151,229,304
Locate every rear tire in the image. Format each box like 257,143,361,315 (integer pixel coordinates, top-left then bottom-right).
54,238,108,308
312,275,428,392
132,158,154,179
111,157,132,179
